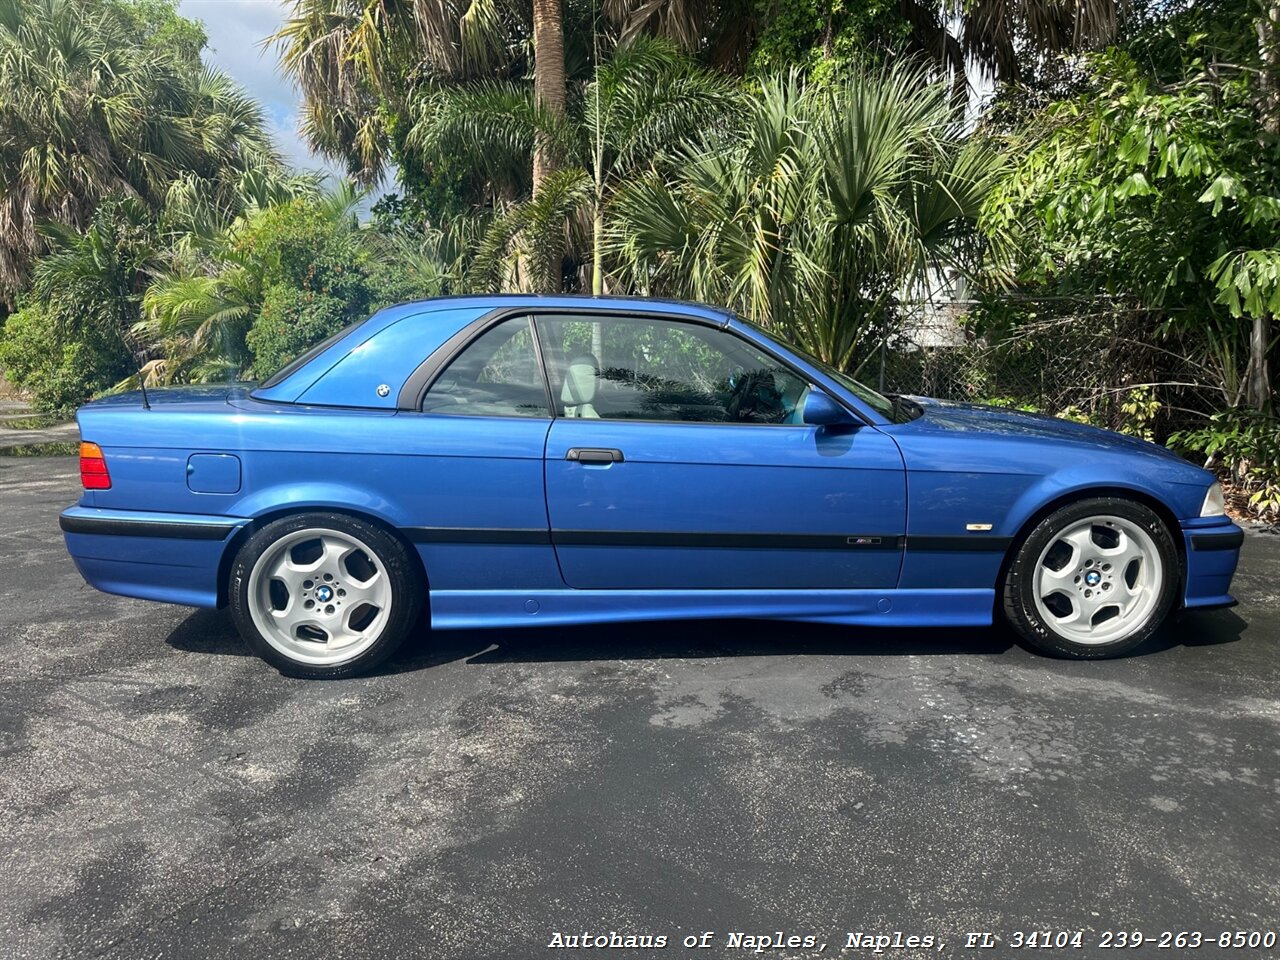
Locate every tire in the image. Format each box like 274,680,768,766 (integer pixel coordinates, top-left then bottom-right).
229,512,423,678
1002,497,1179,659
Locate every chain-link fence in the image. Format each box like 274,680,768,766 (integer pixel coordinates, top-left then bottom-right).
872,302,1225,438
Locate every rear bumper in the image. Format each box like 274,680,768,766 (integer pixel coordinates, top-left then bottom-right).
1180,518,1244,610
60,506,248,608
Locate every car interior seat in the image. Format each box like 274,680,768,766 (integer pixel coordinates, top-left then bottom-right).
562,353,601,418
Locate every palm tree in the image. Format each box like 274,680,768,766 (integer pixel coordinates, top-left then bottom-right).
0,0,281,302
941,0,1123,82
270,0,412,186
29,196,162,382
602,0,755,70
273,0,769,208
606,0,1124,83
272,0,565,190
581,39,736,291
533,0,568,191
410,38,735,291
609,63,1006,368
135,267,261,384
182,68,283,212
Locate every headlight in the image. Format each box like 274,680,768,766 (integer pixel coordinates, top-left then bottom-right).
1200,481,1226,517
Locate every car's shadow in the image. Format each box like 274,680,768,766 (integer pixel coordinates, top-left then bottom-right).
165,605,1248,673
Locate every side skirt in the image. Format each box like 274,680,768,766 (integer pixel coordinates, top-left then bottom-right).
428,588,995,631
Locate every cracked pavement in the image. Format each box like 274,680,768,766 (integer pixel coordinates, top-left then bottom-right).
0,455,1276,959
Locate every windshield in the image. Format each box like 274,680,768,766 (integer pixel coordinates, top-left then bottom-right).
739,319,916,423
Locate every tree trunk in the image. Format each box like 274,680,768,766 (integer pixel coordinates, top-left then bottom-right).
1257,2,1280,136
592,202,605,295
592,122,604,296
1246,313,1274,412
530,0,567,293
1250,4,1279,410
532,0,566,187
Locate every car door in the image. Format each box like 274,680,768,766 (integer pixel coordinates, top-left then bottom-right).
402,315,560,592
535,312,907,590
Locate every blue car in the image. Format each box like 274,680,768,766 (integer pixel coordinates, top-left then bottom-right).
60,296,1243,677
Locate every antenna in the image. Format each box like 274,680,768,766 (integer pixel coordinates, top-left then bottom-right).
126,332,151,410
118,298,152,409
137,361,152,410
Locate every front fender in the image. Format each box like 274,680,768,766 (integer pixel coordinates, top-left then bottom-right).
1002,463,1209,533
897,450,1213,591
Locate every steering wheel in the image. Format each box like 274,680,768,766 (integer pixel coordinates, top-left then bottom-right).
726,368,786,422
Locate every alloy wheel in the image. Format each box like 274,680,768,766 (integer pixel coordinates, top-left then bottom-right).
246,527,393,665
1031,514,1164,645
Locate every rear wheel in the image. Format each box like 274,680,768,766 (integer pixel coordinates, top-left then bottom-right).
229,512,422,678
1002,497,1179,658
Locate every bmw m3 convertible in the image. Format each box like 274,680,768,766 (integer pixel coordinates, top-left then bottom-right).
60,296,1243,677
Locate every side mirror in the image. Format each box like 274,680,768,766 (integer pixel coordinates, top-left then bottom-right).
802,388,856,427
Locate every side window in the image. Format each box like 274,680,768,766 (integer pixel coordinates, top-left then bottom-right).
535,315,808,424
422,318,550,418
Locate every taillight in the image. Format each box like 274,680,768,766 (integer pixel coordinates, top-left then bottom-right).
79,441,111,490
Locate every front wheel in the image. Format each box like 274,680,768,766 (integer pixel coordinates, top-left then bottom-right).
1002,497,1179,658
229,512,423,678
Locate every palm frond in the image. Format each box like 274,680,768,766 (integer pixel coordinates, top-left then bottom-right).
607,61,999,366
409,81,578,198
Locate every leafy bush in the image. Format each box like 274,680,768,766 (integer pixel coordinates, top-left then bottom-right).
245,287,350,378
239,192,472,376
1170,411,1280,523
236,198,374,376
976,396,1042,413
979,10,1280,413
0,302,133,413
236,200,369,301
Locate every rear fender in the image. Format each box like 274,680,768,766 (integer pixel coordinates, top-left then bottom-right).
216,484,426,607
231,483,405,528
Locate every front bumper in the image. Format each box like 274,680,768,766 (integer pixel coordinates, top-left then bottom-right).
60,506,249,608
1180,517,1244,610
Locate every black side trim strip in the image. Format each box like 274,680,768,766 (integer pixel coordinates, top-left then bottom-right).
404,527,1013,552
1190,530,1245,551
907,535,1012,552
60,515,235,541
553,530,904,549
407,527,552,545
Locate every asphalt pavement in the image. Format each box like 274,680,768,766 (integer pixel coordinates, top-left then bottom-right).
0,455,1276,960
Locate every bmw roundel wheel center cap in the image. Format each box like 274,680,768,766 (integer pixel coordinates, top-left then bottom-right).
1084,570,1102,587
316,585,334,603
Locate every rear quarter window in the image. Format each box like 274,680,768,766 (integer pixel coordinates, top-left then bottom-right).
290,307,489,409
258,322,361,390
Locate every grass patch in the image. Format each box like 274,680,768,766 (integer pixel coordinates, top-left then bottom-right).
0,414,71,429
0,440,79,457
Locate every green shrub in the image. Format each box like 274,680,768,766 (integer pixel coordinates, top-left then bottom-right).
239,198,379,377
246,285,350,378
1170,410,1280,523
236,199,371,302
976,396,1042,413
0,303,133,414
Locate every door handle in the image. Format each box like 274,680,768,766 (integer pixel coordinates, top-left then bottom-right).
566,448,625,464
